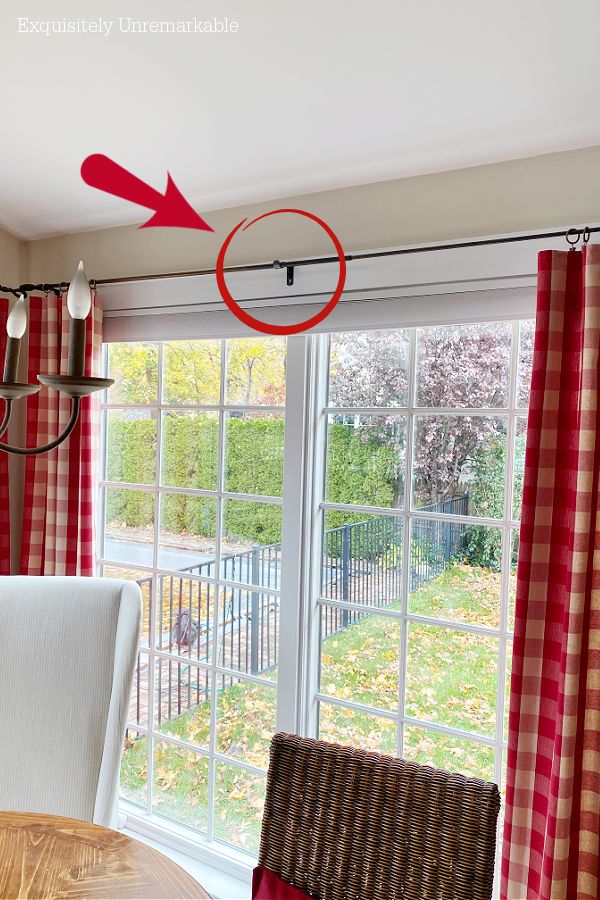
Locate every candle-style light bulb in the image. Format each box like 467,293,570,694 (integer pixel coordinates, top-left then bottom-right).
67,260,92,320
67,261,92,377
6,295,27,339
3,294,27,384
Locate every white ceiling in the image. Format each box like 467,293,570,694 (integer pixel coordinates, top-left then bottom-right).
2,0,600,239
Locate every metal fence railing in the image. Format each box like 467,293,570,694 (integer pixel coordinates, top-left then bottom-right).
410,494,469,592
320,495,469,640
129,494,469,726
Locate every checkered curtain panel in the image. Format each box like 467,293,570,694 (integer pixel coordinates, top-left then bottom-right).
0,302,10,574
502,246,600,900
19,292,102,576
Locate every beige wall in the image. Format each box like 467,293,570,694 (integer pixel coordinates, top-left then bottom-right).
26,144,600,283
0,229,26,285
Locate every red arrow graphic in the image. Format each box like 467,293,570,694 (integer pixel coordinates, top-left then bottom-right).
80,154,213,231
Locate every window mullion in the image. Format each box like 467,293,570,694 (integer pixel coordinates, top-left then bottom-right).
206,338,228,843
309,334,331,739
146,341,163,818
277,334,323,735
398,327,417,757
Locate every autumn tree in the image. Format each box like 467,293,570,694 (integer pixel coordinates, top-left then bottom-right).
108,338,286,407
329,324,513,510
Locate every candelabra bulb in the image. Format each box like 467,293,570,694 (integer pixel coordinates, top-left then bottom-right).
67,261,92,320
6,295,27,339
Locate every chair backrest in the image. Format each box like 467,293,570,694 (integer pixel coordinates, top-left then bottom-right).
0,576,141,827
259,733,501,900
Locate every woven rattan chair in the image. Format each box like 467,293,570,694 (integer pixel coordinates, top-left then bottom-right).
258,733,500,900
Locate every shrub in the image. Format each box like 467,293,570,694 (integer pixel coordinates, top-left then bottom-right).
463,438,505,569
105,417,399,544
325,423,399,529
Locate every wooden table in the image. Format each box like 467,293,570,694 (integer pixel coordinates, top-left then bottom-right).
0,812,211,898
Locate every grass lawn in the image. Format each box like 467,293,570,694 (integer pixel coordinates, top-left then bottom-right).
121,563,505,853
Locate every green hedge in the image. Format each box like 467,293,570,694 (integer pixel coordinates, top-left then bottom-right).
105,416,516,570
106,417,397,544
325,425,399,530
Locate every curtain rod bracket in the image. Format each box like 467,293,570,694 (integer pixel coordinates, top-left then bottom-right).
270,259,294,285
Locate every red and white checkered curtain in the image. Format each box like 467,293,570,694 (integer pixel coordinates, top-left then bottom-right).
19,292,102,576
502,246,600,900
0,302,11,574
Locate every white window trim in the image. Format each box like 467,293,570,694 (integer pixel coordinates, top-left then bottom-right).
121,799,255,884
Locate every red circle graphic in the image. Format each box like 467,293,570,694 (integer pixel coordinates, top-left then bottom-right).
215,208,346,336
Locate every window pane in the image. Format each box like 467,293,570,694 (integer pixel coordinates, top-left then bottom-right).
409,523,502,628
518,319,535,408
328,329,410,407
126,652,150,728
509,530,519,630
224,412,284,497
104,488,154,568
413,415,507,517
101,565,152,643
214,763,265,854
162,340,221,405
321,512,402,607
152,741,209,833
103,335,288,845
161,412,218,491
155,659,210,750
107,342,158,404
158,495,217,572
416,322,511,408
319,607,401,712
156,575,215,660
512,417,527,520
225,337,286,406
217,589,279,676
406,623,498,736
221,500,282,586
318,701,396,755
106,409,157,485
403,725,494,781
325,415,406,508
120,729,147,808
215,676,277,768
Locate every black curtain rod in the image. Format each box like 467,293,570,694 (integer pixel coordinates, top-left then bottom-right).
0,224,597,296
93,223,599,287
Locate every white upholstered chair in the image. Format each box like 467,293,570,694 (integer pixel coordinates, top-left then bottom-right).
0,576,141,827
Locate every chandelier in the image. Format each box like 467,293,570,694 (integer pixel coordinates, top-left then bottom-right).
0,262,113,455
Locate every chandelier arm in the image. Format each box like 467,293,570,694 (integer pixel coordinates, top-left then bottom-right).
0,399,12,439
0,397,80,456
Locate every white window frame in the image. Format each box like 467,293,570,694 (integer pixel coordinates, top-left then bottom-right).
98,236,540,879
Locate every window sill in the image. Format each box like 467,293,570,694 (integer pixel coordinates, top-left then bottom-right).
120,803,253,900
